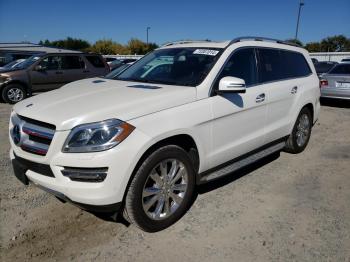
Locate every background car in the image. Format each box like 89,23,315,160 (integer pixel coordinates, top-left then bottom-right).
0,52,109,103
320,62,350,100
0,59,26,71
109,58,139,70
105,63,133,79
341,57,350,63
314,61,338,77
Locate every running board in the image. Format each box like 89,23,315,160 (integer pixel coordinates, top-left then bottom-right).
199,141,286,183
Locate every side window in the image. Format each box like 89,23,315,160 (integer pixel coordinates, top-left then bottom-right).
85,55,105,68
257,48,284,83
61,56,85,70
216,48,258,87
329,64,350,74
281,51,311,78
39,56,61,70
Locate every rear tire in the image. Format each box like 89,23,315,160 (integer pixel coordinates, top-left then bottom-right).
284,107,312,154
124,145,195,232
2,84,27,104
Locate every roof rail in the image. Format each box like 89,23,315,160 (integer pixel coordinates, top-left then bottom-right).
228,36,301,48
162,40,212,47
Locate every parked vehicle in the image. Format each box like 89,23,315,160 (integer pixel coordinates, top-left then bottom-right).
0,59,26,71
320,62,350,100
9,37,320,232
314,61,338,77
311,58,318,64
0,52,109,103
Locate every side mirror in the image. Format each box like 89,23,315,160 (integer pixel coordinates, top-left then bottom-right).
217,76,246,94
34,65,45,71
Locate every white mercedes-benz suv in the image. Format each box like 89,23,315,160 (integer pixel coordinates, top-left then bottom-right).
9,37,320,232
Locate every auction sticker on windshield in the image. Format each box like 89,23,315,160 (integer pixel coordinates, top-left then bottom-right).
193,49,219,56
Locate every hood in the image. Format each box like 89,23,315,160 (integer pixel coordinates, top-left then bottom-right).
14,78,197,130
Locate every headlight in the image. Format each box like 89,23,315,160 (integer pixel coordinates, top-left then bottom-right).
62,119,135,153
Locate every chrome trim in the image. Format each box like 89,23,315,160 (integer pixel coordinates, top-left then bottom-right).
10,114,55,156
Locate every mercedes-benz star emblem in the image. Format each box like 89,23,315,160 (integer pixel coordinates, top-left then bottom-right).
13,125,21,145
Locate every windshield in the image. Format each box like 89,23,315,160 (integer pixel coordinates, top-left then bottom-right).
315,62,337,74
15,55,42,69
116,47,223,86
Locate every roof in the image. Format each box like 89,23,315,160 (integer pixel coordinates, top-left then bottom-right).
0,42,81,54
159,37,304,50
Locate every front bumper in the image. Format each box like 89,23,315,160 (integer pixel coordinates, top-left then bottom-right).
9,126,151,208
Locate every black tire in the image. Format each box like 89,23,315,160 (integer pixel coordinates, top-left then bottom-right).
2,84,27,104
284,107,312,154
124,145,195,232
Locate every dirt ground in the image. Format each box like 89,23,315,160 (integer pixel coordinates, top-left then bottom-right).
0,99,349,262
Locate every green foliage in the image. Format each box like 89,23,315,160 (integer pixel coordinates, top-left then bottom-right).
304,35,350,52
39,37,158,55
39,37,90,51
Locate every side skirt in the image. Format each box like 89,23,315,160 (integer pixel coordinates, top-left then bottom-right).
197,137,288,184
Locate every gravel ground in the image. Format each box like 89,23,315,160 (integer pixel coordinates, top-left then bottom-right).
0,99,349,262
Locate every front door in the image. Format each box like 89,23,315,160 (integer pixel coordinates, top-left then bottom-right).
209,48,268,168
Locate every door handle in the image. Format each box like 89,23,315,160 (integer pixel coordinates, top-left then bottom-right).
55,71,63,74
291,86,298,94
255,93,265,103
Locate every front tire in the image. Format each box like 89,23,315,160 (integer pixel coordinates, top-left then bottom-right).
124,145,195,232
2,84,27,104
285,107,312,154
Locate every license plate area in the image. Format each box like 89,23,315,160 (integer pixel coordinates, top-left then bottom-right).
336,82,350,88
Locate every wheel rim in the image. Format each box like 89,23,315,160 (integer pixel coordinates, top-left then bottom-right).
7,88,24,102
142,159,188,220
296,113,310,147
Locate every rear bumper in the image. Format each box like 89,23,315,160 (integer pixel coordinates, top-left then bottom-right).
321,87,350,100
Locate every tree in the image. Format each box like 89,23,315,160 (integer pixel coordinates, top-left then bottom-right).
88,39,130,55
304,35,350,52
305,42,322,52
127,38,158,55
39,37,90,51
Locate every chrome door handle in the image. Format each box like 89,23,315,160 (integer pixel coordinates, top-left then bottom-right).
291,86,298,94
256,93,265,103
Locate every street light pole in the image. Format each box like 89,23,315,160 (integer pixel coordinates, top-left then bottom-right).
295,0,304,41
146,27,151,45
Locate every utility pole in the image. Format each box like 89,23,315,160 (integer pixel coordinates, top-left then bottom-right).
295,0,305,41
146,27,151,45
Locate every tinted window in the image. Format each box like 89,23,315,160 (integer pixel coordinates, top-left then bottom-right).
39,56,61,70
61,56,84,69
85,55,105,68
216,48,258,87
281,50,311,78
258,48,284,83
258,49,311,82
329,64,350,74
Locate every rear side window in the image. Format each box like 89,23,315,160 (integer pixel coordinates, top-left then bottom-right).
257,48,284,83
61,56,85,69
281,50,311,78
85,55,105,68
258,48,311,83
329,64,350,74
216,48,258,87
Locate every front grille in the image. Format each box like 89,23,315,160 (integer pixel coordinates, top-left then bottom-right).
10,114,56,156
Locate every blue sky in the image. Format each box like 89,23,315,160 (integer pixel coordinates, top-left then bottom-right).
0,0,349,45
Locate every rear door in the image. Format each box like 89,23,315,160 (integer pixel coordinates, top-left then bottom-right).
209,48,268,168
83,55,109,77
59,55,86,82
258,48,312,143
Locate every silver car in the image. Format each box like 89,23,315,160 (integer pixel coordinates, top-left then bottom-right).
320,63,350,100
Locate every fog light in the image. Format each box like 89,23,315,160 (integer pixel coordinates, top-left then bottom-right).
62,167,108,182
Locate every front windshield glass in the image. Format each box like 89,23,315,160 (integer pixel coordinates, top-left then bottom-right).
116,47,223,86
16,55,42,69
